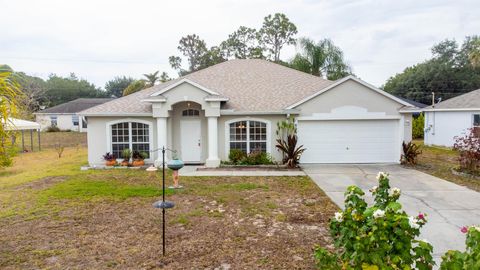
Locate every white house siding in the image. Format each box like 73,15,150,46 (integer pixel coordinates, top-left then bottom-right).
424,111,477,147
36,114,81,131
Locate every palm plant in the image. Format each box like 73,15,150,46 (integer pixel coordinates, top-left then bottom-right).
290,37,352,80
143,71,160,87
275,117,306,168
0,65,22,167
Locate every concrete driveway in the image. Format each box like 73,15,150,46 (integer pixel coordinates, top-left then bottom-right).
303,164,480,263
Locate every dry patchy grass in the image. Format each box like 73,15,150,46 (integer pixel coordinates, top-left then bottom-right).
0,148,337,269
413,139,480,192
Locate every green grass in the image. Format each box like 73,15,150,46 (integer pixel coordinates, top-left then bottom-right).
38,178,173,202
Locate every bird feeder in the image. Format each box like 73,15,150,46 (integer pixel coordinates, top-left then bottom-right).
167,158,184,189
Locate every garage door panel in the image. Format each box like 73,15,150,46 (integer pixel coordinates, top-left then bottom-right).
297,120,399,163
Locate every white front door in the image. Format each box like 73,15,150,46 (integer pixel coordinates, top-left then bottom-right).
180,119,202,163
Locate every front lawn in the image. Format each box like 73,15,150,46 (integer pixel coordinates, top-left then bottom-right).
413,139,480,192
0,147,337,269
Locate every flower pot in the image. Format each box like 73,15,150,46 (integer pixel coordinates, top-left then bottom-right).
105,160,116,166
121,160,129,166
132,159,145,167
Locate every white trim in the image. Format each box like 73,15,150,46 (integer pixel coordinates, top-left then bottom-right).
79,112,152,117
220,110,294,115
285,75,413,109
224,117,272,158
297,115,401,121
105,118,154,163
150,78,220,97
422,108,480,112
205,97,229,102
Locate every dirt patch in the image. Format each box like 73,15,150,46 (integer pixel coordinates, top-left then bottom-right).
10,176,68,191
0,176,337,269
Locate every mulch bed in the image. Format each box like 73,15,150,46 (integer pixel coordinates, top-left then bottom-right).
0,175,337,269
199,165,302,171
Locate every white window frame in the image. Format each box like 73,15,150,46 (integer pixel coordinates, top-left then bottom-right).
50,115,58,126
225,118,271,157
106,119,154,162
72,115,79,126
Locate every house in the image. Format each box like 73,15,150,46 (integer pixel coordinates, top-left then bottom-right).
79,59,416,167
35,98,114,132
424,89,480,147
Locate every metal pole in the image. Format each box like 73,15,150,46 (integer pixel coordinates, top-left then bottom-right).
30,129,33,152
21,130,24,151
38,129,41,151
162,146,166,256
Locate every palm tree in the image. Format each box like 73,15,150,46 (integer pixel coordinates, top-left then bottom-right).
143,71,160,87
0,65,22,167
290,38,352,80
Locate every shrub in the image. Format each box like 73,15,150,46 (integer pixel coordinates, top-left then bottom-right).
229,149,246,164
121,148,132,162
315,172,435,269
440,226,480,269
453,128,480,173
401,141,422,165
132,150,148,160
239,151,274,165
412,113,425,139
102,152,116,161
45,125,61,132
275,117,306,168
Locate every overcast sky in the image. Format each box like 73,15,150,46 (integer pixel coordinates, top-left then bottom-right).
2,0,479,88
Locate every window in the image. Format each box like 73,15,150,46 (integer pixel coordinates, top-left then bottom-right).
474,114,480,127
111,122,150,159
229,120,267,153
182,109,200,117
50,116,57,126
72,115,79,126
82,117,87,128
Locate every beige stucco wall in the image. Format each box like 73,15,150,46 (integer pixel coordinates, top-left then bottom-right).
86,116,158,166
296,80,404,115
295,79,412,143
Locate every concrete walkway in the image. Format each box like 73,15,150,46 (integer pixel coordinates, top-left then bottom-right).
302,164,480,264
178,165,306,176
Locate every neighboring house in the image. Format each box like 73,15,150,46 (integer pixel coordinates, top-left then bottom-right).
424,89,480,147
79,59,416,167
35,98,114,132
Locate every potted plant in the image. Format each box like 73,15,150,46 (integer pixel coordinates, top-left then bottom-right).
132,150,148,166
121,148,132,166
102,152,117,166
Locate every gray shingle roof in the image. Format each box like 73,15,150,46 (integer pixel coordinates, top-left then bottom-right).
425,89,480,109
37,98,115,114
81,59,334,115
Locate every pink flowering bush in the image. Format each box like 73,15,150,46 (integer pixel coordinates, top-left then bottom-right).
440,225,480,269
453,128,480,173
315,172,434,269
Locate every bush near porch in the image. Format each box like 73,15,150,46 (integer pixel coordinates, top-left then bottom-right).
0,146,338,269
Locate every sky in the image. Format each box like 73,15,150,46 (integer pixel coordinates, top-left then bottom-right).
2,0,479,88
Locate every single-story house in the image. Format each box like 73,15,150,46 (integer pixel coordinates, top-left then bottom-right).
35,98,114,132
79,59,416,167
424,89,480,147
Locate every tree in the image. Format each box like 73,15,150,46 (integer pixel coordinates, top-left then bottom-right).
15,72,47,115
143,71,160,87
123,80,146,96
105,76,134,97
468,38,480,67
384,36,480,104
290,37,352,80
259,13,297,62
44,73,106,106
0,65,22,167
169,34,226,75
221,26,264,59
159,72,171,83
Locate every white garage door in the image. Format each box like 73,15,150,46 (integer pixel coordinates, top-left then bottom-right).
297,119,399,163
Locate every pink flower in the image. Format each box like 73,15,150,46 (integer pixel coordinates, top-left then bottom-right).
418,213,425,220
461,226,468,234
